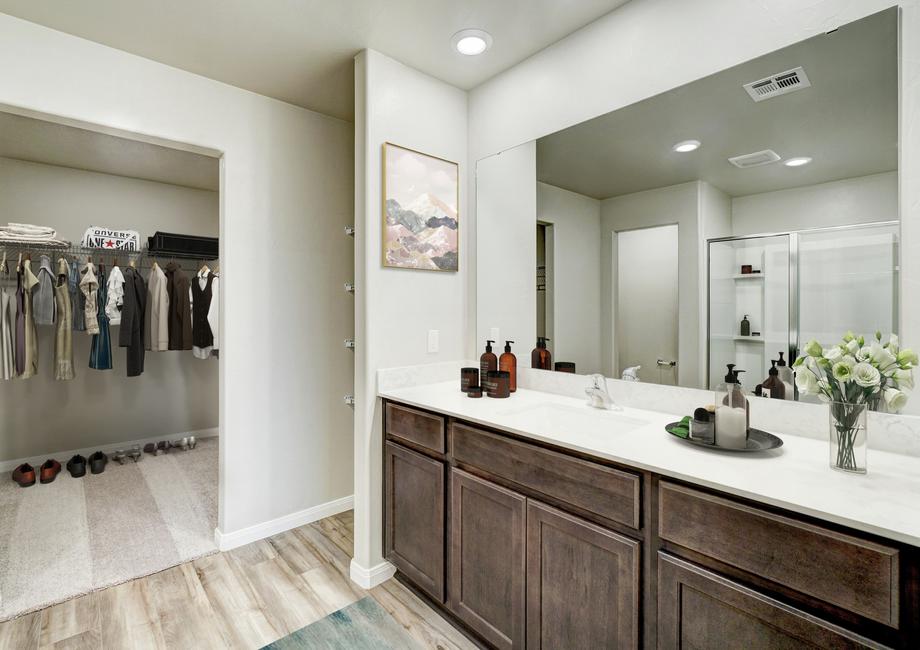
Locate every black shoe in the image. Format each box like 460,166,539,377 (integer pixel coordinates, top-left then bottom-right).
89,451,108,474
66,454,87,478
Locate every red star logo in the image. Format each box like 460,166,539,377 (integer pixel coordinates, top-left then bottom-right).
104,239,115,248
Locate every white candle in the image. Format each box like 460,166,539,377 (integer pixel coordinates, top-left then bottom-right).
716,406,747,449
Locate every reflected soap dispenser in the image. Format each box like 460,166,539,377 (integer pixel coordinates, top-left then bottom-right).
499,340,517,393
480,340,498,380
776,352,794,400
531,337,552,370
715,364,749,449
740,315,751,337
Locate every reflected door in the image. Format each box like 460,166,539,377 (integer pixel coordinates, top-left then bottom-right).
708,235,790,390
616,225,679,385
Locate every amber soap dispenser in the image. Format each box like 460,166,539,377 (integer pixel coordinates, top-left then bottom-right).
499,340,517,392
531,337,552,370
480,340,498,380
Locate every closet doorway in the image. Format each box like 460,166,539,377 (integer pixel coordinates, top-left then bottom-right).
0,108,223,622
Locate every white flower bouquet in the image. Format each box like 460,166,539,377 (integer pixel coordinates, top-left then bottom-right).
793,332,917,472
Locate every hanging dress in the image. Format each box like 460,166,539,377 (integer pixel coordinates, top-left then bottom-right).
0,285,14,380
54,258,75,380
20,259,40,378
69,259,85,332
80,262,99,335
14,266,24,376
34,254,56,326
89,263,112,370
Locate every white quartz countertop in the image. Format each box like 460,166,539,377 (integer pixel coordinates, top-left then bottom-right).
379,381,920,547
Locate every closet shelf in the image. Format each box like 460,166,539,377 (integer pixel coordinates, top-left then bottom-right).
732,274,764,280
0,242,218,266
734,335,765,343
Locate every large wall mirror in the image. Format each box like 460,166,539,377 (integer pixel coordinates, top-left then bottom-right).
476,8,899,403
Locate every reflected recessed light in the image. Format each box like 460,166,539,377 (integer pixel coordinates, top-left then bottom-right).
452,29,492,56
784,156,813,167
672,139,701,153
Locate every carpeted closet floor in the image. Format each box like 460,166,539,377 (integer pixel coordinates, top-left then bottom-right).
0,437,218,622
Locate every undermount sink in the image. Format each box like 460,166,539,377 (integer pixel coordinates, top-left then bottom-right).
497,402,648,437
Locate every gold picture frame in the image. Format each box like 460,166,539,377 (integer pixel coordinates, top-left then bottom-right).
382,142,459,272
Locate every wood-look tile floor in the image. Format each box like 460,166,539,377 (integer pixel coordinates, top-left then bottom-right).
0,511,475,650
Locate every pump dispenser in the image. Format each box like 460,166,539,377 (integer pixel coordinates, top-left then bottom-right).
531,337,552,370
761,360,785,400
480,340,498,381
716,364,749,448
499,340,518,392
776,352,794,400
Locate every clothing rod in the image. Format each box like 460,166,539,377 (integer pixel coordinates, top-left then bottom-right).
0,242,219,262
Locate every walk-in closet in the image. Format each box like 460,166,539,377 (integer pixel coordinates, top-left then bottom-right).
0,110,221,621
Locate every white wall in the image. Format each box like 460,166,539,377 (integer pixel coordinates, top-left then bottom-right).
353,49,468,579
467,0,920,378
536,182,601,374
699,181,733,387
0,14,355,538
0,157,218,461
731,171,897,236
600,181,701,385
475,143,536,359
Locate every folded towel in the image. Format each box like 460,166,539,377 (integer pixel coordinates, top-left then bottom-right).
0,233,70,246
1,222,56,236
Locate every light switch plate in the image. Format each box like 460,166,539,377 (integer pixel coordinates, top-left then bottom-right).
427,329,439,353
490,327,500,343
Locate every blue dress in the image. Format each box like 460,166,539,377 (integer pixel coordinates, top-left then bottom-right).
89,264,112,370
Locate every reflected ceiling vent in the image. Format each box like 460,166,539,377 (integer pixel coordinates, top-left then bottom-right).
743,66,811,102
728,149,781,169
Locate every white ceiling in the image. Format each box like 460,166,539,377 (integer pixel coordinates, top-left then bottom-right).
0,0,631,121
0,111,219,191
537,8,897,200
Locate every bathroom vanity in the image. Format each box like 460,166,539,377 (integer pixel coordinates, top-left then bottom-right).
380,384,920,649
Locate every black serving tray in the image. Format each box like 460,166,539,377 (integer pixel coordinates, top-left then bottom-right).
665,421,783,452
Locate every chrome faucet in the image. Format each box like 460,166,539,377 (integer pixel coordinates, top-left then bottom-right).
585,374,618,410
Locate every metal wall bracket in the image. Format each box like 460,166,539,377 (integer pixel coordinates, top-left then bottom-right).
344,282,355,293
344,225,355,236
343,395,356,407
344,339,356,350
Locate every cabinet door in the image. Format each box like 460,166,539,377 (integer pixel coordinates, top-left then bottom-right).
449,468,526,650
658,553,880,649
526,500,640,649
384,441,445,602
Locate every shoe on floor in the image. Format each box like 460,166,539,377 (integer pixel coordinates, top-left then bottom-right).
66,454,87,478
11,463,36,488
89,451,108,474
39,459,62,484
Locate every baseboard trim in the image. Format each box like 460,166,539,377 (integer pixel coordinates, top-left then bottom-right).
349,558,396,589
214,494,354,551
0,427,219,473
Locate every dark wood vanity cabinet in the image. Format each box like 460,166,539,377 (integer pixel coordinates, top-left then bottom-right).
383,441,445,602
449,468,526,649
526,500,640,649
382,400,918,649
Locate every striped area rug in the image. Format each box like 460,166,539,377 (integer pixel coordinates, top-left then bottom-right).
0,438,218,622
262,597,422,649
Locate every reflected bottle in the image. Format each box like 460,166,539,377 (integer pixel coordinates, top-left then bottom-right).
531,337,552,370
776,352,794,400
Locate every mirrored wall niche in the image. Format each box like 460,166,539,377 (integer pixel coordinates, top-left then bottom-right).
476,8,899,402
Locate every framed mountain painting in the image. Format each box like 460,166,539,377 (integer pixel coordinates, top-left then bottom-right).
383,142,459,271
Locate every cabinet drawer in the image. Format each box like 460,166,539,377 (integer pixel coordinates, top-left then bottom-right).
658,553,882,649
451,423,641,529
385,402,446,453
658,482,900,628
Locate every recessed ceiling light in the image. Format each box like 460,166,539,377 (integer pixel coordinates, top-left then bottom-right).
784,156,813,167
452,29,492,56
672,139,701,153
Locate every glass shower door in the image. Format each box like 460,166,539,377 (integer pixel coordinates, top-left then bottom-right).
796,223,899,352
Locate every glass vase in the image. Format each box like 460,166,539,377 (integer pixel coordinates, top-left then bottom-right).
828,402,867,474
